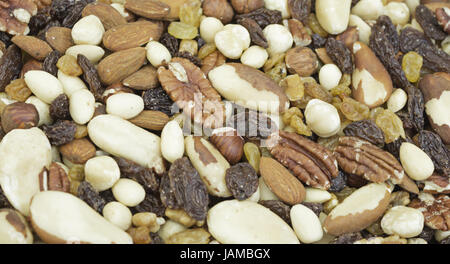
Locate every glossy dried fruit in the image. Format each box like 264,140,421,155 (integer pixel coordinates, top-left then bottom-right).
375,109,406,144
133,191,166,217
227,108,278,139
50,0,76,21
168,22,198,40
159,32,179,57
225,163,258,200
258,200,291,224
405,85,425,133
303,78,333,103
310,33,326,49
142,87,174,116
198,43,216,60
41,119,77,146
325,38,352,74
77,181,105,214
243,142,260,173
49,93,70,121
5,78,32,102
340,97,370,122
328,171,347,193
175,51,201,67
62,0,92,28
237,17,268,48
416,130,450,177
415,5,447,41
402,51,423,83
301,202,323,217
28,8,52,36
159,172,179,209
42,50,61,76
0,185,12,208
115,157,160,193
343,120,385,148
57,54,82,76
235,7,282,29
0,45,22,91
77,54,104,101
288,0,311,24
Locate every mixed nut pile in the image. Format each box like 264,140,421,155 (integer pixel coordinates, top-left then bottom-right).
0,0,449,245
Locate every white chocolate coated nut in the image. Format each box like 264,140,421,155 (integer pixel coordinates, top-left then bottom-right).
102,201,132,231
215,24,251,59
240,46,268,69
304,187,332,203
387,88,407,113
305,99,341,138
24,70,64,104
351,0,384,21
25,96,52,126
264,0,290,19
348,15,371,44
381,206,424,238
263,24,293,55
57,70,88,98
146,41,172,68
200,17,224,43
319,64,342,90
400,142,434,181
66,45,105,64
69,89,95,125
71,15,105,45
106,93,144,119
85,156,120,192
112,178,145,207
0,209,33,244
383,2,410,26
315,0,352,35
290,204,323,243
161,120,184,163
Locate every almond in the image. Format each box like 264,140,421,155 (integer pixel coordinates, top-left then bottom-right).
82,2,127,30
45,27,74,54
124,0,171,20
128,110,169,131
159,0,186,20
97,47,147,85
11,36,53,61
59,138,96,164
259,157,306,205
122,65,159,90
103,21,163,52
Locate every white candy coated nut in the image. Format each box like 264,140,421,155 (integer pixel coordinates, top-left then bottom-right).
25,96,52,126
102,202,132,231
85,156,120,192
264,0,290,19
66,45,105,64
383,2,410,26
112,178,145,207
0,209,33,244
381,206,424,238
146,41,172,67
305,99,341,138
315,0,352,35
69,89,95,125
290,204,323,243
240,46,268,69
400,142,434,181
106,93,144,119
262,24,293,55
24,70,64,104
57,70,87,98
200,17,224,43
319,64,342,90
161,120,184,163
304,187,332,203
348,15,371,44
71,15,105,45
215,24,250,59
387,88,407,113
351,0,384,21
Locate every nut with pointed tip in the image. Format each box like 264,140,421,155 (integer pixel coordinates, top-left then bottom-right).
210,127,244,165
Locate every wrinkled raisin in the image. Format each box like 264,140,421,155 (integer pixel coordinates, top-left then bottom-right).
160,33,179,57
62,0,93,28
160,172,179,209
418,226,435,243
175,51,201,66
5,79,32,102
28,7,52,37
225,163,258,200
402,51,423,83
416,130,450,176
77,181,105,213
331,232,363,244
288,0,312,23
375,109,406,144
406,85,424,133
309,33,327,49
41,120,77,146
0,45,22,91
235,8,282,29
258,200,291,224
301,202,322,217
343,120,385,147
133,192,166,217
0,32,12,48
49,93,70,121
325,38,353,74
227,108,278,139
114,157,160,193
329,171,347,193
237,17,268,48
42,50,61,76
99,189,116,204
346,173,368,188
415,5,447,41
77,54,104,101
168,22,198,40
142,87,174,116
340,97,370,121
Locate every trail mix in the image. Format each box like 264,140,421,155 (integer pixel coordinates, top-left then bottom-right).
0,0,449,245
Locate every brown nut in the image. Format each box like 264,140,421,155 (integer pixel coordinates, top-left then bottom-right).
288,19,311,47
81,2,127,30
203,0,235,24
336,26,359,51
1,102,39,133
45,27,74,54
128,110,169,131
210,127,244,165
436,7,450,34
20,59,43,79
231,0,264,14
59,138,96,164
285,46,319,77
0,0,37,35
39,162,70,192
11,35,53,61
124,0,170,20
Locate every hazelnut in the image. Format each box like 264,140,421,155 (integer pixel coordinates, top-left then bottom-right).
1,102,39,133
285,47,319,77
231,0,264,14
203,0,235,24
210,127,244,165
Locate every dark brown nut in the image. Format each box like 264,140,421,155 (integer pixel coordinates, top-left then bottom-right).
334,136,404,184
11,35,53,61
409,194,450,231
0,45,22,91
200,50,226,76
39,162,70,192
1,102,39,133
266,130,339,190
285,46,318,76
45,27,74,54
127,226,152,244
122,65,159,90
237,17,268,48
203,0,234,24
59,138,96,164
20,59,42,79
436,7,450,34
288,19,311,47
124,0,170,20
210,127,244,165
0,0,37,35
81,2,127,30
231,0,264,14
5,78,32,102
336,26,358,51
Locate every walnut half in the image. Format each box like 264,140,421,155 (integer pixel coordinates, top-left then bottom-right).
0,0,38,35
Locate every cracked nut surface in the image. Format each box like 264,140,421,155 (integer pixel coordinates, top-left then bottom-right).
0,0,37,35
409,193,450,231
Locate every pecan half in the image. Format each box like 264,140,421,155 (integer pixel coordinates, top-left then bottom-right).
39,162,70,192
409,193,450,231
266,130,339,190
0,0,37,35
334,136,404,184
201,50,226,76
158,57,225,129
419,173,450,194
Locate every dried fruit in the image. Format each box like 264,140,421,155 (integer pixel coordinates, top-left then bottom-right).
325,37,352,74
77,54,104,101
227,108,278,139
243,142,260,173
225,163,258,200
61,0,91,28
159,172,179,209
168,22,198,40
416,131,450,177
159,32,179,57
402,51,423,83
258,200,291,224
77,181,106,214
331,232,363,244
310,33,326,49
375,109,406,144
237,17,268,48
339,97,370,122
49,93,70,121
114,157,160,193
42,50,61,76
175,51,201,66
282,107,312,136
343,120,385,148
5,78,31,102
288,0,312,24
57,54,82,76
142,87,174,116
415,4,447,41
197,43,216,60
405,85,425,133
41,120,77,146
179,0,202,27
133,191,166,217
235,7,282,29
301,202,323,217
0,45,22,91
307,13,327,38
328,171,347,193
303,77,333,103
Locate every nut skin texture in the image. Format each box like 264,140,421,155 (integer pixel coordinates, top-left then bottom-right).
381,206,424,238
203,0,235,24
59,138,97,165
1,102,39,133
231,0,265,14
285,46,318,77
11,36,53,61
210,128,244,165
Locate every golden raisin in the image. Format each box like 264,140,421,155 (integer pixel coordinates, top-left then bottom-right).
168,22,198,40
375,109,406,143
243,142,260,174
179,0,202,27
265,62,287,83
263,53,285,72
57,55,83,76
280,74,305,101
5,79,32,102
402,51,423,83
307,13,328,38
198,43,216,59
68,164,85,181
179,39,198,56
339,97,370,121
74,125,88,139
128,226,152,244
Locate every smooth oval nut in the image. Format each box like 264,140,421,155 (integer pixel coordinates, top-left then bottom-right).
262,24,293,55
161,120,184,163
102,201,132,231
69,89,95,125
351,0,384,21
72,15,105,45
240,45,268,69
30,191,132,244
207,200,299,244
304,187,332,203
315,0,352,35
258,177,280,201
106,93,144,119
158,219,188,242
65,45,105,64
348,15,371,45
200,17,224,43
87,114,164,174
146,41,172,68
381,205,424,238
290,204,323,243
24,70,64,104
85,156,120,192
112,178,146,207
57,70,88,98
400,142,434,181
304,99,341,138
383,2,410,26
387,88,408,113
0,127,51,216
319,64,342,90
214,24,250,59
0,209,33,244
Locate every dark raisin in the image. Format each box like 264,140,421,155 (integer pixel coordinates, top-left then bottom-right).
301,202,323,217
50,0,76,21
372,15,400,53
77,54,104,101
346,173,368,188
142,87,174,116
0,32,12,48
237,17,268,48
160,32,179,57
288,0,312,23
309,33,327,49
42,50,61,76
343,120,385,148
331,232,363,244
0,185,12,209
196,37,206,49
28,7,52,37
235,8,282,29
49,93,70,121
175,52,201,67
415,5,447,41
77,181,105,213
114,157,160,192
62,0,90,28
99,189,116,204
325,37,353,74
406,85,425,133
416,130,450,176
418,226,435,243
41,120,77,146
168,157,209,221
225,163,258,200
133,191,166,217
328,171,347,192
36,20,62,40
0,45,23,91
159,172,180,209
258,200,291,225
227,108,278,139
385,136,413,161
351,0,360,7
